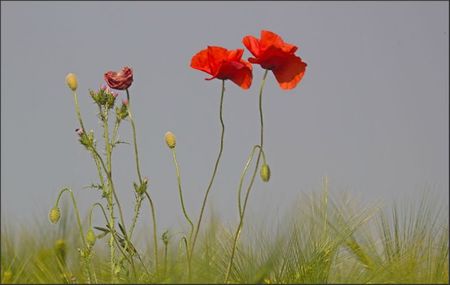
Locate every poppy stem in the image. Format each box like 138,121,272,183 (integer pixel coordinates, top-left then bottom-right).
225,69,269,283
171,148,195,239
169,147,194,280
54,187,93,283
144,191,159,273
125,89,143,185
237,145,266,216
191,80,226,260
125,89,159,275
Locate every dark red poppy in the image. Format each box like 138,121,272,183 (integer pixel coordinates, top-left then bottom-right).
191,46,253,89
243,30,307,90
104,66,133,90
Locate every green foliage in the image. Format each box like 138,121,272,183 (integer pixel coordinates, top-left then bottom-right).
1,190,448,284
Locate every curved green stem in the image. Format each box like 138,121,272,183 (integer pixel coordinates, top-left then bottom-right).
55,187,93,282
102,107,116,280
191,80,226,256
88,203,132,263
55,188,86,246
126,89,143,184
72,91,86,132
144,191,159,272
111,119,120,147
225,70,269,283
237,145,266,216
181,236,192,281
128,195,144,240
171,148,194,239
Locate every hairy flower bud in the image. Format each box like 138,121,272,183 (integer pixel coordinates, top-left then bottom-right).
49,207,61,224
165,131,176,149
2,270,13,284
86,229,96,247
65,73,78,91
260,164,271,182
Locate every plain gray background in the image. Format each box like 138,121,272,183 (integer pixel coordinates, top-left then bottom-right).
1,2,448,234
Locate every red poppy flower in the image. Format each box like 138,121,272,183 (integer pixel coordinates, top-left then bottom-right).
243,30,307,90
191,46,253,89
104,66,133,90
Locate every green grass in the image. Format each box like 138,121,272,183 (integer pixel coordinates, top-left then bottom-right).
1,187,448,284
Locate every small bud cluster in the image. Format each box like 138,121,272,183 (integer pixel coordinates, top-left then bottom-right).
77,129,95,150
115,101,129,121
89,85,118,109
133,177,149,196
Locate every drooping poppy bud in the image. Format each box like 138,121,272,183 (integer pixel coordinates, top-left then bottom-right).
49,207,61,224
65,73,78,91
164,131,176,149
2,270,13,284
260,164,271,182
86,229,96,247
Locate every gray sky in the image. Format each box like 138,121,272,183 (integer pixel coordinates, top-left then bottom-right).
1,2,448,232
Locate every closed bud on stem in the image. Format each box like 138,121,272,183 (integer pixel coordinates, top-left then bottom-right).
260,164,271,182
161,230,169,245
65,73,78,91
49,207,61,224
86,229,96,247
165,131,176,149
75,128,84,136
2,270,13,284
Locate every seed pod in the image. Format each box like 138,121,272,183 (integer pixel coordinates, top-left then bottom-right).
49,207,61,224
65,73,78,91
86,229,96,247
164,131,176,149
260,164,271,182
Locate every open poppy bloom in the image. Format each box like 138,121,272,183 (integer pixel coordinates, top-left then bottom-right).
104,66,133,90
191,46,253,89
243,30,307,90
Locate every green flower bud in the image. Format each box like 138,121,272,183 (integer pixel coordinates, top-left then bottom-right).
161,230,169,245
49,207,61,224
54,239,67,261
260,164,271,182
65,73,78,91
2,270,13,284
86,229,96,247
165,131,176,149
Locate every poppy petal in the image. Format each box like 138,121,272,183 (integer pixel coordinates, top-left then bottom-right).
191,49,212,74
228,62,253,89
243,35,261,58
272,55,307,90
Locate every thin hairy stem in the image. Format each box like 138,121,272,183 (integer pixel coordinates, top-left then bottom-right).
191,80,226,256
181,236,192,281
101,106,117,281
225,69,268,283
237,145,267,216
172,148,194,239
55,187,93,282
144,191,159,272
126,89,143,184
